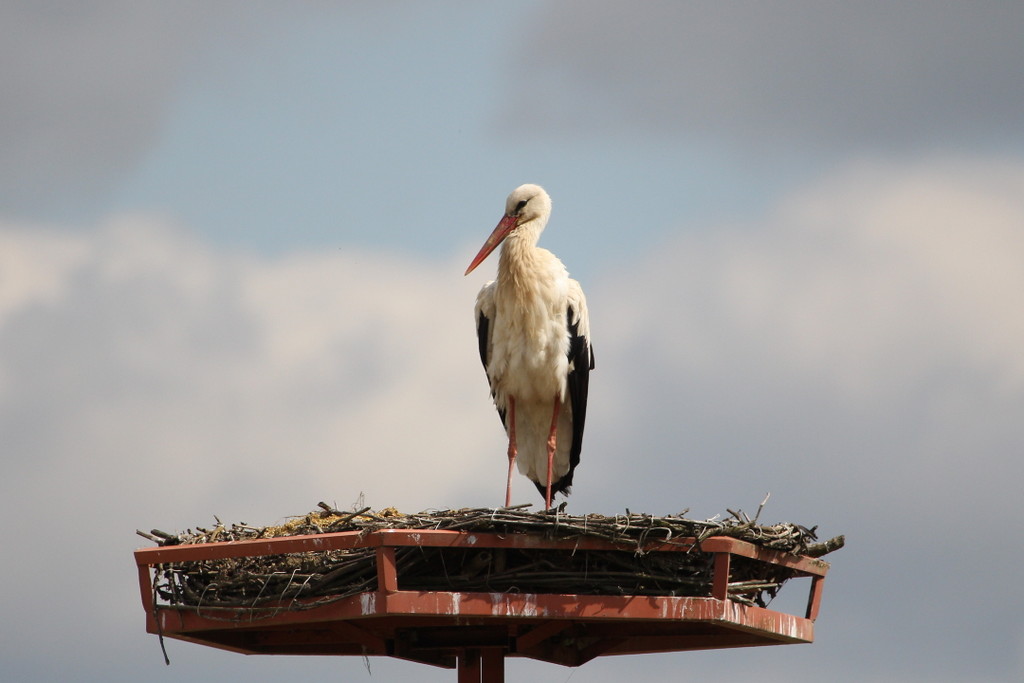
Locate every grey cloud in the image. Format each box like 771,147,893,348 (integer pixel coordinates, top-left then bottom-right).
0,2,231,216
513,2,1024,153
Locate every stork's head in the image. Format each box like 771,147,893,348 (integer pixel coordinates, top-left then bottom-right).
465,184,552,276
503,184,551,225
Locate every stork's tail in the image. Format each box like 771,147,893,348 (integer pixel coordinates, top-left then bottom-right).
533,471,573,500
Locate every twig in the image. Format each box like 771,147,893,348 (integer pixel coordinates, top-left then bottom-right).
317,501,342,515
804,535,846,558
753,492,770,524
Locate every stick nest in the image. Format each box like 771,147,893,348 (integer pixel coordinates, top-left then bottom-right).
140,502,844,617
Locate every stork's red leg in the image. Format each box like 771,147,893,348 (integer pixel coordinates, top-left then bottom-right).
505,396,517,507
545,395,561,509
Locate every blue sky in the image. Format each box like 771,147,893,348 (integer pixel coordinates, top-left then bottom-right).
9,3,823,265
2,3,1024,682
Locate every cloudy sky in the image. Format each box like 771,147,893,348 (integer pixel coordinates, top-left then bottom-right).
2,2,1023,681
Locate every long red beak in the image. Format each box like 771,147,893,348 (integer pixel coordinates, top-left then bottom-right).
464,214,518,275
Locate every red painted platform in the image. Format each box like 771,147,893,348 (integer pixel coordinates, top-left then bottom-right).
135,528,830,681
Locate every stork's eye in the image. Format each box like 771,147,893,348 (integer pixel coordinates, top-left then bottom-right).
515,200,527,213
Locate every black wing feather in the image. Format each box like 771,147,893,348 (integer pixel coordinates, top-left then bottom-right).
476,310,490,369
542,305,593,497
477,309,508,428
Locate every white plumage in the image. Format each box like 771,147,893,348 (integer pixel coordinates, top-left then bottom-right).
465,184,594,508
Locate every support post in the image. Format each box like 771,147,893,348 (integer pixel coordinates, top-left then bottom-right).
376,546,398,593
458,649,482,683
806,575,825,621
457,648,504,683
712,551,731,601
481,648,505,683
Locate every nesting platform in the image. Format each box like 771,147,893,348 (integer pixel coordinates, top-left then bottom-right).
134,507,839,681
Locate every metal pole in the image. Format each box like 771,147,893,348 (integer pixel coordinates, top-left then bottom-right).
458,649,481,683
457,648,504,683
481,647,505,683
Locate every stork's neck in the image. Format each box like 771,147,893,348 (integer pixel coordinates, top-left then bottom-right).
497,220,546,286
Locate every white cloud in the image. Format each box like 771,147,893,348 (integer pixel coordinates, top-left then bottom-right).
0,222,90,322
742,159,1024,395
593,159,1024,515
1,214,500,511
585,157,1024,681
602,158,1024,396
0,214,506,680
3,158,1023,681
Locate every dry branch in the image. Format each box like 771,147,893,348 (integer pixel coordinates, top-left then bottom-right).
142,503,842,617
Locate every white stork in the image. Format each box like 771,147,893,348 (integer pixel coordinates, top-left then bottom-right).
464,184,594,509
